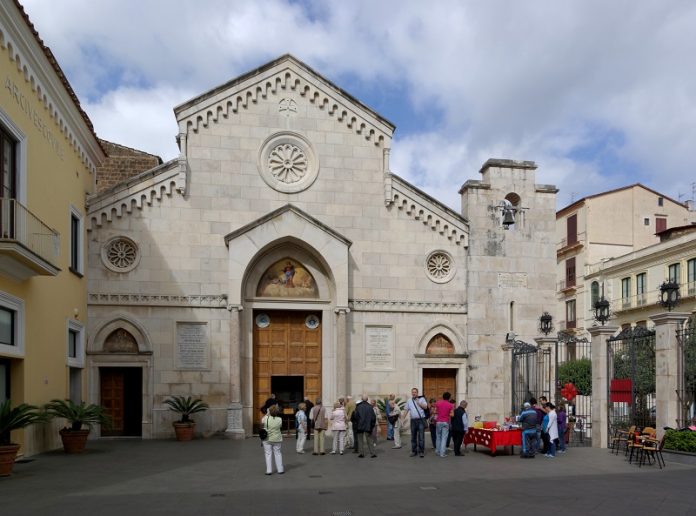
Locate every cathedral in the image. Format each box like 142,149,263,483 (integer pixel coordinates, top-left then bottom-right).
86,55,557,438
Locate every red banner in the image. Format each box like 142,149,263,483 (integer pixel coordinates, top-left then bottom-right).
610,378,632,404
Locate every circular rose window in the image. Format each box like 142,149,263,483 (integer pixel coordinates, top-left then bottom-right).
425,250,455,283
101,236,140,273
257,131,319,193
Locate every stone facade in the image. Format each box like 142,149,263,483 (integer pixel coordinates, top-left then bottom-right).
86,55,557,439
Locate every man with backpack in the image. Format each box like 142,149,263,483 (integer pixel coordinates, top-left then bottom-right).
406,387,428,457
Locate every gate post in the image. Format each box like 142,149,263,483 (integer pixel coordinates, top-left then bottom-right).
535,336,557,401
589,324,618,448
502,340,515,415
650,312,690,437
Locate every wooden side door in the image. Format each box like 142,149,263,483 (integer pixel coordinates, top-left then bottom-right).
253,311,321,419
422,369,457,401
100,368,124,436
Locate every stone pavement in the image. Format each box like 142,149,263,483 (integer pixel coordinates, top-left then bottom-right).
2,436,696,516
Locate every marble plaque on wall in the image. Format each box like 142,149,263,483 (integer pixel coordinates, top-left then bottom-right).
365,325,394,370
176,322,209,370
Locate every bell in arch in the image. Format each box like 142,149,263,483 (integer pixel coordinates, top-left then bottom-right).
502,207,516,229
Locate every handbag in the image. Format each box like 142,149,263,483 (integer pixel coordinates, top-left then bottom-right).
259,416,269,440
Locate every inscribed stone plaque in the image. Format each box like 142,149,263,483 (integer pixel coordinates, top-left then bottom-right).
176,322,209,370
365,326,394,370
497,272,528,288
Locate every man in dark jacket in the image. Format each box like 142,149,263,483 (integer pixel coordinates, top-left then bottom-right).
353,394,377,458
519,402,538,458
451,400,469,456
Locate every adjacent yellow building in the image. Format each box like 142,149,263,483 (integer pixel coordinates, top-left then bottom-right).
0,1,105,455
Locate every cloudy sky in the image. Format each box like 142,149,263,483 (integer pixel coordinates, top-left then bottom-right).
22,0,696,209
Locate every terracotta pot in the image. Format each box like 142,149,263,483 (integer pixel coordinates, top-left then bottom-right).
59,428,91,454
173,422,195,441
0,443,20,477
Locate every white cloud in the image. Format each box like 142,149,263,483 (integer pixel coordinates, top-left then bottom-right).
21,0,696,208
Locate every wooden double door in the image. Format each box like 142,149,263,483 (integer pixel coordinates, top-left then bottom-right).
253,311,321,419
423,368,457,401
100,367,142,436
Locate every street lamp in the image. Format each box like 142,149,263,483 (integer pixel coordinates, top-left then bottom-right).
659,281,680,311
593,283,611,326
539,312,554,336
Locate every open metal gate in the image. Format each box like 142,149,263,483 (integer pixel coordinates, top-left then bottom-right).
677,315,696,428
557,331,592,446
511,339,552,414
607,326,656,437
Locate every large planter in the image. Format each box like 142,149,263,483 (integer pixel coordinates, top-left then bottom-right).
59,428,91,454
0,443,21,477
173,422,195,441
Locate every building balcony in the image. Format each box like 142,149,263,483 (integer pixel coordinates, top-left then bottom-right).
558,278,578,292
556,233,585,257
0,198,60,280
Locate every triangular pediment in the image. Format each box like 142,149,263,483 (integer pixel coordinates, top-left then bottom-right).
174,54,393,147
224,204,352,248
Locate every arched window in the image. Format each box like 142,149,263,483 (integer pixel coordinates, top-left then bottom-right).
426,334,454,354
591,281,600,307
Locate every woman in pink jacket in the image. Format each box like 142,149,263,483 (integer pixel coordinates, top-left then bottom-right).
330,402,347,455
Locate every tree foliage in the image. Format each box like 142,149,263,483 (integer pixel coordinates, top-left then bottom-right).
558,358,592,396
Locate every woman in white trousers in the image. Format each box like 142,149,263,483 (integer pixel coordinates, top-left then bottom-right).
296,402,307,453
262,405,284,475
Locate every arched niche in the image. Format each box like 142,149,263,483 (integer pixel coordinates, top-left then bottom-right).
89,313,152,354
416,322,467,356
244,243,333,302
426,334,455,354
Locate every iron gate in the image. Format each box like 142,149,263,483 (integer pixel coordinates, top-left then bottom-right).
677,315,696,428
511,339,552,414
607,326,656,437
557,331,592,446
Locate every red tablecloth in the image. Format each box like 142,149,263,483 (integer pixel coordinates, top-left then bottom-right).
464,428,522,455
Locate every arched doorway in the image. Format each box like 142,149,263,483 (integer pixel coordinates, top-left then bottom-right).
415,324,469,403
422,334,457,400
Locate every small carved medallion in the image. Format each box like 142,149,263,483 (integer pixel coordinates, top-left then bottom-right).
278,98,297,116
425,250,455,283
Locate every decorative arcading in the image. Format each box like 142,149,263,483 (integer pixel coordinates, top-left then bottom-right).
349,299,467,313
390,189,469,247
0,27,97,174
183,70,387,147
89,293,229,308
86,162,185,230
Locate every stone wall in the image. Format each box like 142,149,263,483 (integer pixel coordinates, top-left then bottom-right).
96,139,162,193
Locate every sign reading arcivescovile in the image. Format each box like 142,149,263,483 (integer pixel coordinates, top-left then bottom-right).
176,322,209,370
365,325,394,370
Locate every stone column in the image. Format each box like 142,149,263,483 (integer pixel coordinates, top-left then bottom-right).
225,305,245,438
535,336,557,401
501,342,514,416
335,307,350,398
589,325,619,448
650,312,690,437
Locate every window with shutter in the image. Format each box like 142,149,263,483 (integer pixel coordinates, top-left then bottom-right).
565,257,576,288
656,217,667,233
567,214,578,245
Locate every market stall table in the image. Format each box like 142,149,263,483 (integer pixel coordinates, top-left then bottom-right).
464,428,522,456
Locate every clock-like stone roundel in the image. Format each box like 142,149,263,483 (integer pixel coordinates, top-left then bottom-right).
101,236,140,273
257,131,319,193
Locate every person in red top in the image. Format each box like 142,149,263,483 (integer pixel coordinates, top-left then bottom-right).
434,392,455,457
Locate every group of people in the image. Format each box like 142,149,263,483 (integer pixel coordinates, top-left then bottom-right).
517,396,568,458
405,388,469,458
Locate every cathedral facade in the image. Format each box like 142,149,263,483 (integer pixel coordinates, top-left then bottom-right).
86,55,557,438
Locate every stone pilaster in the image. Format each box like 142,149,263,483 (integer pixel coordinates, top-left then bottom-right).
501,341,514,415
650,312,690,437
335,307,350,398
225,305,244,438
589,325,619,448
535,336,557,401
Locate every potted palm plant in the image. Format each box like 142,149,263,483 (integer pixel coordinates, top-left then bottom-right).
163,395,209,441
44,399,111,454
0,400,44,476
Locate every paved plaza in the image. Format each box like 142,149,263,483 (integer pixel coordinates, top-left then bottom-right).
2,436,696,515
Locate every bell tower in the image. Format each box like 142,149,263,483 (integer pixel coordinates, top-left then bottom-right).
460,159,558,418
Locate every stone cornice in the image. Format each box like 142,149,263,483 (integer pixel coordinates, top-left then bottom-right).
88,293,228,308
175,56,392,148
0,2,106,172
388,174,469,247
86,159,186,230
349,299,467,314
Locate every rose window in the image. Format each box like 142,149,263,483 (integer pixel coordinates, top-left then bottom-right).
425,251,455,283
102,237,140,273
268,144,308,184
